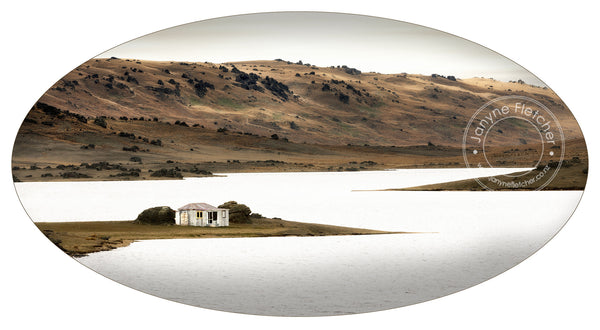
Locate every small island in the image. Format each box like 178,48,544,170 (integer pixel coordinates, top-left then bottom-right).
36,201,402,257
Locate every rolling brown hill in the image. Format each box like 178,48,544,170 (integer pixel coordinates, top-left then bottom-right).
12,58,587,184
35,58,584,147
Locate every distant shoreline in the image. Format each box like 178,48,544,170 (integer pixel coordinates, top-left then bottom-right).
355,161,588,191
36,218,405,257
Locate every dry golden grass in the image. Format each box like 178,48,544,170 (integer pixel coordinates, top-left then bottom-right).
36,218,402,257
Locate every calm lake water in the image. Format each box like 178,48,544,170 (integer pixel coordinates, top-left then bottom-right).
15,169,583,316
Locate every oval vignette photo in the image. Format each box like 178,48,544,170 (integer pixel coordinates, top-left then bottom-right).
11,12,588,316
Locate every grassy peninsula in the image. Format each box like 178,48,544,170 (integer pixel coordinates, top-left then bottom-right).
37,217,402,257
375,158,588,191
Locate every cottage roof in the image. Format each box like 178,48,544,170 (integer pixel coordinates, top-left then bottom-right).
178,203,221,211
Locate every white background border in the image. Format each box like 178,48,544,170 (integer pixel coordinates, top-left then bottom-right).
2,1,598,329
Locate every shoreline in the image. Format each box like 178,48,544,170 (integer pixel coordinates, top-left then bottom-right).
14,163,475,183
354,161,588,191
36,218,405,257
14,164,556,183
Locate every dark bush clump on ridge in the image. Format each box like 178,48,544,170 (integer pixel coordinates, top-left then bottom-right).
261,76,290,101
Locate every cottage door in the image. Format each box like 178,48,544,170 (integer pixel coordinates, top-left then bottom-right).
208,211,217,226
181,212,188,226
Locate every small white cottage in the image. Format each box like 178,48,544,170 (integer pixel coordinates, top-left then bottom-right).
176,203,229,227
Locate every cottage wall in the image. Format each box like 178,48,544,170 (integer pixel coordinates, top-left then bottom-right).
177,209,229,227
221,209,229,226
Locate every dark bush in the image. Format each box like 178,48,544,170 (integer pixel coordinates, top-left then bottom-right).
130,156,142,163
146,86,179,97
261,76,290,100
93,117,107,128
123,146,140,152
234,72,263,92
193,79,215,97
338,93,350,104
134,206,175,225
63,111,87,123
110,171,140,177
118,132,136,139
218,201,252,224
36,102,61,116
60,172,91,179
270,134,279,140
126,76,138,84
345,84,361,96
343,66,361,75
189,168,212,175
150,168,182,178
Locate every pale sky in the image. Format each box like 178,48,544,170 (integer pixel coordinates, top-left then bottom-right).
98,12,544,85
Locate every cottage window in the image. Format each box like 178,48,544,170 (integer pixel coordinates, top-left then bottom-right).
222,210,226,217
197,211,202,218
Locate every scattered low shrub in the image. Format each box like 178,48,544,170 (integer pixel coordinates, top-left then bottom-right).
150,168,182,178
338,93,350,104
93,117,107,128
60,172,91,179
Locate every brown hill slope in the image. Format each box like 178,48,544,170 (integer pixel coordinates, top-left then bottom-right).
13,102,477,181
13,58,587,184
36,58,584,147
